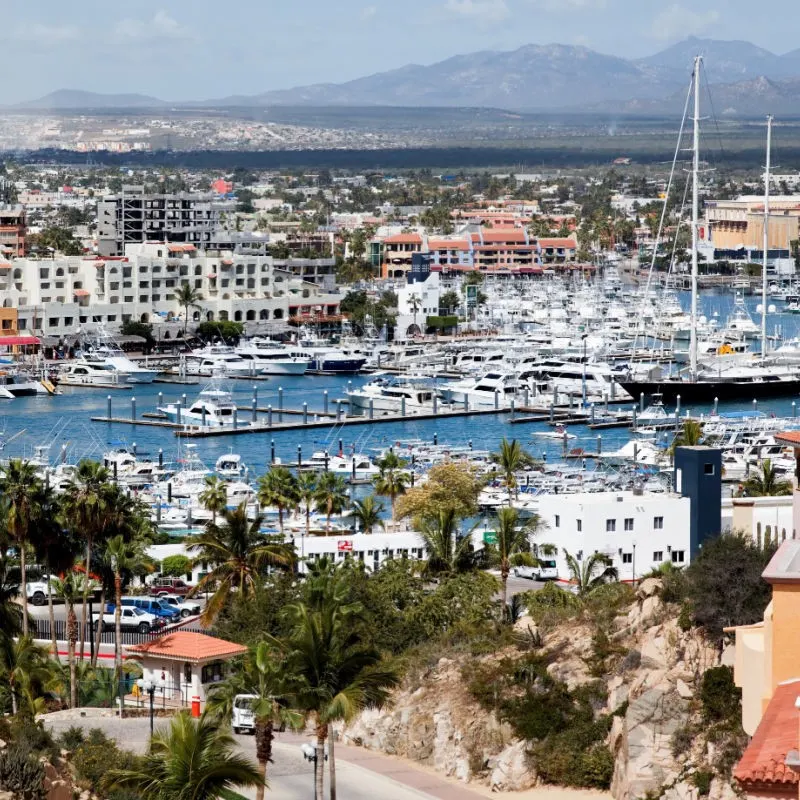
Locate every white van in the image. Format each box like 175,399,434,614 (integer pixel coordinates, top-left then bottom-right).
232,694,257,734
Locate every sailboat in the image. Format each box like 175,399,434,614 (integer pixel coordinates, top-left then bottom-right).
621,65,800,403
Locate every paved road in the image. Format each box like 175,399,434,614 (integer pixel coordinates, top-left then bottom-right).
43,716,467,800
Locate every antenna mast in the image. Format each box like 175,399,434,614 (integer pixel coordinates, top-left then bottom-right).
689,55,702,381
761,114,773,361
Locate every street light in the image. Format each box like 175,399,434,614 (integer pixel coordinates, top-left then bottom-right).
137,678,156,736
300,743,328,800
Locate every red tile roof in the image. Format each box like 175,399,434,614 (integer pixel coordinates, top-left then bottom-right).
735,679,800,788
126,631,247,663
383,234,422,245
482,230,527,243
539,238,577,248
776,431,800,447
428,239,470,250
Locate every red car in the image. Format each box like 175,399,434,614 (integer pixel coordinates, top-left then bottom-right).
149,577,192,597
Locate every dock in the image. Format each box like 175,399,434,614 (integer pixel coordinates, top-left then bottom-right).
91,405,513,438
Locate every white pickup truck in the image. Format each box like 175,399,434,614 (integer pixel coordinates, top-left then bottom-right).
26,576,58,606
159,594,201,619
93,606,166,634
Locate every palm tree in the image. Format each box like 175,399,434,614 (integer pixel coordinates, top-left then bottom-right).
418,508,473,575
257,467,299,536
563,549,618,597
173,283,203,336
314,472,348,534
0,635,54,717
189,504,294,623
199,476,228,524
52,572,93,708
372,452,409,525
61,459,111,662
0,459,44,636
670,419,703,454
408,293,421,332
104,712,263,800
351,495,384,534
741,458,793,497
207,643,302,800
0,555,23,641
494,507,535,616
277,599,399,800
493,438,529,506
105,535,152,710
296,472,317,539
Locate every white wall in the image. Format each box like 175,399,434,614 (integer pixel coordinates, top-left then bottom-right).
535,491,692,582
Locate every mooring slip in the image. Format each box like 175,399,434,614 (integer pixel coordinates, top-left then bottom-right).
90,405,512,438
57,381,133,390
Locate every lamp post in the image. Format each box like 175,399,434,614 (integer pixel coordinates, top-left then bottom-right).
137,678,156,736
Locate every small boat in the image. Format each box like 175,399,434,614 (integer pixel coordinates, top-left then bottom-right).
532,424,577,441
158,377,251,428
59,360,122,385
215,453,248,480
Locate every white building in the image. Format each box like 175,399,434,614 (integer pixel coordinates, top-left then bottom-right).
395,269,442,339
5,242,341,338
534,490,692,583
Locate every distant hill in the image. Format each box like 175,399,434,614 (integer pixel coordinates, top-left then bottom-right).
16,38,800,115
15,89,166,110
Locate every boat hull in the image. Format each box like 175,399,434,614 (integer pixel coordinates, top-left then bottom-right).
309,358,366,374
621,379,800,404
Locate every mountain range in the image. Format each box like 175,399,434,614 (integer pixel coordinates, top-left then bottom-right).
18,37,800,115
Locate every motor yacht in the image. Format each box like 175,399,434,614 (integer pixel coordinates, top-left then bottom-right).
59,360,122,385
344,374,437,414
158,379,250,427
185,345,254,376
235,339,310,375
440,371,520,408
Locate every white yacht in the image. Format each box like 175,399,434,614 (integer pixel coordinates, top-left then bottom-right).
59,360,122,385
298,451,380,480
440,371,520,408
344,374,437,414
158,379,249,428
0,369,49,397
520,359,630,401
215,453,248,480
235,339,310,376
81,347,158,384
290,333,367,374
186,345,254,376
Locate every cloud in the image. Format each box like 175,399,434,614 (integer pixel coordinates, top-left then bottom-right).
651,4,720,41
361,5,377,19
114,10,194,41
15,23,80,42
528,0,606,10
444,0,510,21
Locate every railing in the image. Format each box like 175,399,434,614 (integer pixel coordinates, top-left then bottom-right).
34,619,207,647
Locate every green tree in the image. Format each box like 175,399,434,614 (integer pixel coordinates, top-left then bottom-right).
189,504,294,623
351,495,385,534
173,283,203,336
0,635,54,717
61,459,111,662
160,554,192,577
418,508,473,576
0,459,44,636
105,712,263,800
741,459,793,497
199,476,228,525
0,556,23,642
207,643,302,800
494,507,536,616
296,472,317,539
372,452,409,524
27,226,83,256
563,550,618,597
257,467,299,537
686,533,775,643
493,438,531,506
277,597,399,800
52,572,93,708
196,320,244,342
396,461,482,523
119,320,155,353
314,472,349,533
670,419,703,454
439,290,461,315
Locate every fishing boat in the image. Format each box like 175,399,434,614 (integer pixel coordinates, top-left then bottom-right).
158,378,251,428
532,424,577,441
344,374,437,414
235,339,310,376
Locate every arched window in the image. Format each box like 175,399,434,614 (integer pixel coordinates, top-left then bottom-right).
206,311,214,321
246,310,256,321
234,310,243,322
140,313,149,323
273,309,284,320
259,309,269,320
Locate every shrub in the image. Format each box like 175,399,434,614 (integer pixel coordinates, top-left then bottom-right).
620,649,642,673
521,583,582,630
56,726,86,751
586,626,624,677
160,554,192,577
671,724,694,758
700,667,740,723
692,770,714,796
0,744,46,800
71,729,140,793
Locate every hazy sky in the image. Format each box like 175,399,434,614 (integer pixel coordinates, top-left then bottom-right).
5,0,798,102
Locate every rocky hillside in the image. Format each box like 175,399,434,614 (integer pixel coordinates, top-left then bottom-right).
346,578,744,800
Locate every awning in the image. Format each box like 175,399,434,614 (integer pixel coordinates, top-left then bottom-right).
0,336,41,346
0,263,12,269
74,289,90,296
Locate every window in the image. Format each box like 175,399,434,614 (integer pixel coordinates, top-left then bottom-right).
576,519,582,532
624,518,634,531
622,553,633,564
606,519,616,532
653,551,663,562
554,515,560,528
704,463,715,475
654,516,664,530
671,550,685,564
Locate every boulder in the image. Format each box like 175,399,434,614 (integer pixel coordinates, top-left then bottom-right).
489,740,535,792
637,577,663,599
676,679,694,700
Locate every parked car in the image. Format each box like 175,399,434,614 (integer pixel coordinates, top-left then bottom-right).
149,577,192,597
511,564,541,580
113,597,180,623
160,594,201,618
25,576,58,606
94,607,165,634
232,694,257,734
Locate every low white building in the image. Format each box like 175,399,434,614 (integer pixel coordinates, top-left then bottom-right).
534,490,692,583
395,269,442,339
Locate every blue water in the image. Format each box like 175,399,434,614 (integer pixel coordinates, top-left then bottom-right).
5,289,800,471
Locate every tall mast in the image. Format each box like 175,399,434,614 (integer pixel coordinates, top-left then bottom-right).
761,114,773,361
689,56,702,381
